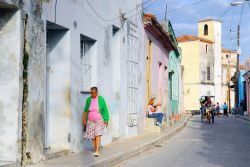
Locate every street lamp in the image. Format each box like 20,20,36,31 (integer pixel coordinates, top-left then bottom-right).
231,2,244,6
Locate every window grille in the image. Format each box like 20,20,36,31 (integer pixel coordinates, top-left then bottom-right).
80,39,93,92
127,21,139,127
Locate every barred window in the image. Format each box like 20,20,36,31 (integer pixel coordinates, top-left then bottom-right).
80,35,95,92
127,21,139,127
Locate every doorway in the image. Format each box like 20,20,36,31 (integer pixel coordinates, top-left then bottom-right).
146,40,152,102
45,22,70,152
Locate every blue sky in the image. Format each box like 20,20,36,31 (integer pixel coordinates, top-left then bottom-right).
143,0,250,63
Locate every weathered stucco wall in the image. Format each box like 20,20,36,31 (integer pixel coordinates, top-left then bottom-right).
0,8,21,162
41,0,145,156
1,0,145,164
168,50,181,114
180,41,201,111
20,0,47,164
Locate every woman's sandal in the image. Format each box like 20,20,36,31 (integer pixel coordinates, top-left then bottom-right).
93,152,100,157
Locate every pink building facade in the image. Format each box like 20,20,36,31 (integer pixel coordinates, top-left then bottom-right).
144,14,176,118
244,71,250,114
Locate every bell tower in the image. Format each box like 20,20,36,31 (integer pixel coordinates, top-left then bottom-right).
198,19,222,104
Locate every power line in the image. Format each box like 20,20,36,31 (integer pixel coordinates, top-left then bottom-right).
168,0,207,13
219,6,232,20
239,3,245,25
86,0,154,22
143,0,156,11
153,0,207,16
86,0,118,22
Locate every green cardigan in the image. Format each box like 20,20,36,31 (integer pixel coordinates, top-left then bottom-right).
84,96,109,122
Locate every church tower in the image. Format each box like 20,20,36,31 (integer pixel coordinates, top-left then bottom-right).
198,19,222,104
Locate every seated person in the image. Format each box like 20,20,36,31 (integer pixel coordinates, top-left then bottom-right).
147,96,163,126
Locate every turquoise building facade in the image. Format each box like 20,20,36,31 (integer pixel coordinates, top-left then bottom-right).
162,21,182,117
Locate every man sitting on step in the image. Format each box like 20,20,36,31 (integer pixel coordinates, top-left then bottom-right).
147,96,164,126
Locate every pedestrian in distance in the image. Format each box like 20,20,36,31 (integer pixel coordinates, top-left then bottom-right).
83,87,109,157
223,102,228,116
211,104,216,123
216,102,220,117
147,96,164,126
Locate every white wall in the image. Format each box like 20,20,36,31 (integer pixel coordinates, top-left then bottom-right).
0,9,21,161
46,29,70,150
213,22,222,104
41,0,145,153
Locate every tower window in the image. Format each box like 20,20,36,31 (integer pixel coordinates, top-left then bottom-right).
204,24,208,36
206,45,208,54
207,66,211,81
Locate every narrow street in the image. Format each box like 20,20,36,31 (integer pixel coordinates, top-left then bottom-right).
115,116,250,167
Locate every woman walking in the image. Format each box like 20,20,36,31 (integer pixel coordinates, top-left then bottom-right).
223,102,228,116
83,87,109,157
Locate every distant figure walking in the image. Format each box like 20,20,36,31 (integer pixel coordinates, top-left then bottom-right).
223,102,228,116
216,102,220,117
211,104,216,123
83,87,109,157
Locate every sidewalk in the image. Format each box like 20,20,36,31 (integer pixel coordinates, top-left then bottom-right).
235,115,250,122
29,114,191,167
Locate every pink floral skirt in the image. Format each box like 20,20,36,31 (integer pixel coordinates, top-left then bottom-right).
83,119,105,139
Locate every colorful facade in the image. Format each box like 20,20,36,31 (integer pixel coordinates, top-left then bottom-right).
164,21,182,117
244,71,250,114
239,71,246,107
144,14,176,118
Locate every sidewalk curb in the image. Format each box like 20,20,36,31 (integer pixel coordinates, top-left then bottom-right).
235,115,250,122
86,114,192,167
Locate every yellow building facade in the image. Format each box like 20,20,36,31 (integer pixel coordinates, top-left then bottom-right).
177,36,214,111
178,19,236,111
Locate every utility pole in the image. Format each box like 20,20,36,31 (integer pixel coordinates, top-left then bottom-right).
164,1,167,21
227,57,231,114
235,24,240,109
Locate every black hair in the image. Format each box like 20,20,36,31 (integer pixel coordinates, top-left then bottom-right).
91,87,98,92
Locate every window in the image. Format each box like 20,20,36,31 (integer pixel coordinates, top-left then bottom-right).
80,35,95,92
207,66,211,81
206,45,208,54
204,24,208,35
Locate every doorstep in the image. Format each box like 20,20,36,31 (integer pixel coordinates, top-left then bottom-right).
44,149,70,161
0,162,16,167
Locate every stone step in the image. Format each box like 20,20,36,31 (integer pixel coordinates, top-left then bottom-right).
0,162,16,167
44,149,70,161
146,118,161,133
